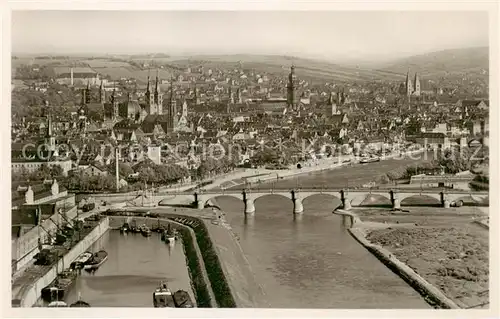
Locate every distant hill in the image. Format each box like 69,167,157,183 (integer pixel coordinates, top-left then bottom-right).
167,54,402,83
375,47,489,78
11,47,489,84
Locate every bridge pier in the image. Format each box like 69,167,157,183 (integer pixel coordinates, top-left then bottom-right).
340,190,352,210
390,190,401,209
440,192,450,208
291,190,304,214
242,190,255,215
194,193,205,210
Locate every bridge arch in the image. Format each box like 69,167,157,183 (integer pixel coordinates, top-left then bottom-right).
349,192,392,207
252,193,294,213
400,194,442,206
301,193,343,213
203,193,244,209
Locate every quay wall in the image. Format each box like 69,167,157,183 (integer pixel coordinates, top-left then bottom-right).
19,217,109,307
334,209,460,309
12,206,78,273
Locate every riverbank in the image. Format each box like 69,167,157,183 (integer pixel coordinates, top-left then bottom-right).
12,217,109,307
335,207,489,309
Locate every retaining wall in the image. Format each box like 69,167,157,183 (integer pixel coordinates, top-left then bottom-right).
18,217,109,307
12,206,78,272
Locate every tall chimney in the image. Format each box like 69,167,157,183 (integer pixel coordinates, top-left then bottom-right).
115,148,120,192
70,67,74,86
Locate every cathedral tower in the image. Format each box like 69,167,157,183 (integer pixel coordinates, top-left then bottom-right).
405,69,413,98
155,69,163,113
99,81,105,104
413,72,421,96
287,65,297,110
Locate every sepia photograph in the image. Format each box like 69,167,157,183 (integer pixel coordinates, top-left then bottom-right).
4,5,496,315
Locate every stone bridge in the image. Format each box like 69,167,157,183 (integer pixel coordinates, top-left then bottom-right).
156,188,489,214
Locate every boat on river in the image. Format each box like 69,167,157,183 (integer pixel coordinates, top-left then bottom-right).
47,301,68,307
153,281,175,307
140,224,152,237
70,292,91,307
84,250,108,271
161,224,176,243
41,269,77,302
120,222,130,233
70,251,93,269
173,290,194,308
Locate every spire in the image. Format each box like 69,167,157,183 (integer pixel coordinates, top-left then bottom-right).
155,68,159,93
99,80,105,104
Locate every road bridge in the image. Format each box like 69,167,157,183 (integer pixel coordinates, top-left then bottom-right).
154,188,489,214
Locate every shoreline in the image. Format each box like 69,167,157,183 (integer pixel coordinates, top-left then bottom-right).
334,208,462,309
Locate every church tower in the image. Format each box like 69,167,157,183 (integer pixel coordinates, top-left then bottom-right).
155,69,163,114
168,76,177,133
236,87,242,104
405,69,413,98
287,65,297,110
85,81,91,104
99,81,105,104
329,92,338,115
145,75,153,110
413,72,421,96
45,108,56,152
111,86,119,120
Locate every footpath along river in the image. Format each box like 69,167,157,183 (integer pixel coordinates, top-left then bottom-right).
214,154,434,308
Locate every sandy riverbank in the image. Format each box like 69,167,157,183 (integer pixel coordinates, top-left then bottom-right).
336,207,489,309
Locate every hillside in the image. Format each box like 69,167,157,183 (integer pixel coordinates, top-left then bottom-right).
376,47,489,78
12,47,489,84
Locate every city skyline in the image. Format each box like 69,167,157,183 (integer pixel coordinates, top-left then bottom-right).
12,11,489,63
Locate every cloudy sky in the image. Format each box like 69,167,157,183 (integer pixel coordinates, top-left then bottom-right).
12,11,489,62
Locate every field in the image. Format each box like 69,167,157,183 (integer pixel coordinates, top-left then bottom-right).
358,207,489,309
12,47,489,84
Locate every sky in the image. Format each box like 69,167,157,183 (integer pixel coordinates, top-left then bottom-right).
11,11,489,63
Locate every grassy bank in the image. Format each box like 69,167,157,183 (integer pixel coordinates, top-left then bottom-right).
360,208,489,309
103,211,236,308
177,227,212,307
168,215,236,308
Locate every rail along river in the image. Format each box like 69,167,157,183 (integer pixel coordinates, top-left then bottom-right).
213,154,434,308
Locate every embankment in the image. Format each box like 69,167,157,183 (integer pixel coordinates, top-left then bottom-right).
17,217,109,307
334,209,460,309
107,216,216,308
12,206,78,273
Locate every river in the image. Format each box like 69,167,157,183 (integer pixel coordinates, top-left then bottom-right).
213,154,434,308
61,230,194,307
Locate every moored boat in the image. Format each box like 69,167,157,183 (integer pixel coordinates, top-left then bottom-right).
48,301,68,307
70,292,91,307
70,300,91,307
70,251,93,269
83,250,108,271
120,222,130,233
161,224,176,243
173,290,194,308
153,281,175,307
41,269,77,302
140,224,152,237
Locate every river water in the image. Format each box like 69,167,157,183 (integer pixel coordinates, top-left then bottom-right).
214,154,434,308
62,231,194,307
39,154,432,308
